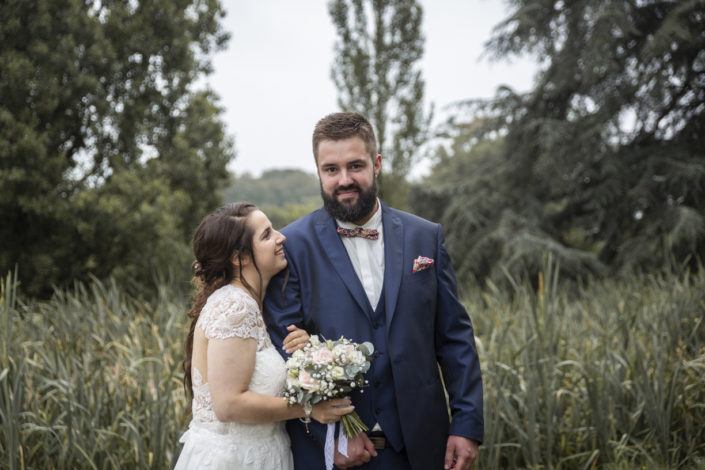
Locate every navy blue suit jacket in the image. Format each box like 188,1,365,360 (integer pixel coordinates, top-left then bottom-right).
264,203,483,470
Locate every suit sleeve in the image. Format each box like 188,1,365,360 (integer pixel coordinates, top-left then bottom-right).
264,249,305,357
433,224,484,443
263,248,329,448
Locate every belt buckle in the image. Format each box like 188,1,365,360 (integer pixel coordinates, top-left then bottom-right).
369,435,386,450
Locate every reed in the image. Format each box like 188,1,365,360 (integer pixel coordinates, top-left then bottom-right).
471,260,705,469
1,263,703,469
1,274,190,469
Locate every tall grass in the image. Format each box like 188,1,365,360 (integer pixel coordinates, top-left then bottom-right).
1,263,703,469
471,261,705,469
1,274,190,469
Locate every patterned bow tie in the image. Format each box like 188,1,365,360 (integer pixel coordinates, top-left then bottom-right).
337,227,379,240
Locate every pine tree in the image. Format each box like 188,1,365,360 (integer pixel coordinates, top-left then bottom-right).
411,0,705,285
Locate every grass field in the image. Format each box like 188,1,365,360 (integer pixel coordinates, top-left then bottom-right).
2,264,704,469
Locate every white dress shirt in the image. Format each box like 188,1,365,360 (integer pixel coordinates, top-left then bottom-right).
336,200,385,310
337,200,385,433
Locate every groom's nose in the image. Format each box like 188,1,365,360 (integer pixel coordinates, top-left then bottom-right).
338,169,353,186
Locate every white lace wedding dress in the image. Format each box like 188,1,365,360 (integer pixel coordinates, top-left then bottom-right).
174,285,294,469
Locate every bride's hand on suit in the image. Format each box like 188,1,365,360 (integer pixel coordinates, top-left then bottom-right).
310,397,355,424
283,324,309,354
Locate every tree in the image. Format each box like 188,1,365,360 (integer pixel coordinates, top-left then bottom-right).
224,169,320,208
0,0,233,297
328,0,432,209
224,168,321,228
411,0,705,286
412,118,607,287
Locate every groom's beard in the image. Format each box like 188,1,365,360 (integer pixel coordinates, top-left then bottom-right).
321,179,378,223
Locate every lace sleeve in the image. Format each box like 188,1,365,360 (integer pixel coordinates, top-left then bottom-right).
197,286,261,341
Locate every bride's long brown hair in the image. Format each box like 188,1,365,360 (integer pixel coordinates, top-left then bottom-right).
182,202,263,399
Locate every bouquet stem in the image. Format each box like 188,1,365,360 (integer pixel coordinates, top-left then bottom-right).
341,411,368,437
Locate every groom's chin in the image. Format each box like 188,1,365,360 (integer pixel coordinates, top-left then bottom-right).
336,197,358,208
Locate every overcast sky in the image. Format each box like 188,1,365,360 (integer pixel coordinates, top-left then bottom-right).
207,0,538,177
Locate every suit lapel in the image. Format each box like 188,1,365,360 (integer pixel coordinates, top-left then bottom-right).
382,204,404,329
313,210,371,317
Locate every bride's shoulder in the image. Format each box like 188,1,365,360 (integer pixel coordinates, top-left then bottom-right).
204,285,257,313
211,284,255,304
197,285,260,337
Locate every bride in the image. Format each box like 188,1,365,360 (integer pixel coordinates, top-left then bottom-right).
175,202,353,469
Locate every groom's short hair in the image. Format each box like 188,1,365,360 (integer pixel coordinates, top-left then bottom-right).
312,112,378,162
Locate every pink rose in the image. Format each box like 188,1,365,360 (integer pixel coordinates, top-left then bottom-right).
311,347,334,365
298,370,320,391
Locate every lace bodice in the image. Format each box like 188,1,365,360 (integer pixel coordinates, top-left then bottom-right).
191,285,286,424
196,284,272,350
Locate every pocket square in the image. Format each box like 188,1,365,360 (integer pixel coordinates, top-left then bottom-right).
412,256,434,273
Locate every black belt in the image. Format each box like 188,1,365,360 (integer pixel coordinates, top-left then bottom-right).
368,431,391,450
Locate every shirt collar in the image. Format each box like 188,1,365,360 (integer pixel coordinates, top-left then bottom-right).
336,198,382,230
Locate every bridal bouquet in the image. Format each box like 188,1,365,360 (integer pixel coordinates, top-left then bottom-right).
284,335,374,437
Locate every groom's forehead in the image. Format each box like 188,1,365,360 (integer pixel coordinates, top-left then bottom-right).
315,136,375,162
317,142,368,163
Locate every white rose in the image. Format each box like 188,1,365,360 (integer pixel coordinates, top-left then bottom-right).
286,377,300,388
350,350,365,365
331,366,345,380
333,344,356,361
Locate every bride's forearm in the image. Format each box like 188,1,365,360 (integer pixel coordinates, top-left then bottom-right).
207,337,308,424
212,391,305,424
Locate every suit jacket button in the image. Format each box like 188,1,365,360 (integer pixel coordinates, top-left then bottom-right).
373,322,381,329
375,408,381,415
374,380,381,388
373,351,381,358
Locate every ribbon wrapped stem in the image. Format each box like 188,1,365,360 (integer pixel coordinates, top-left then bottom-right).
324,412,368,470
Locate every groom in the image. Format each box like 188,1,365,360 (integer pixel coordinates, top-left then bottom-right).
264,112,483,470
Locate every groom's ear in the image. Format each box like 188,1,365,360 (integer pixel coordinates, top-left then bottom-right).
373,153,382,177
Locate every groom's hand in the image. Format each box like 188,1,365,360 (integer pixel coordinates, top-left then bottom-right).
334,433,377,468
444,435,478,469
